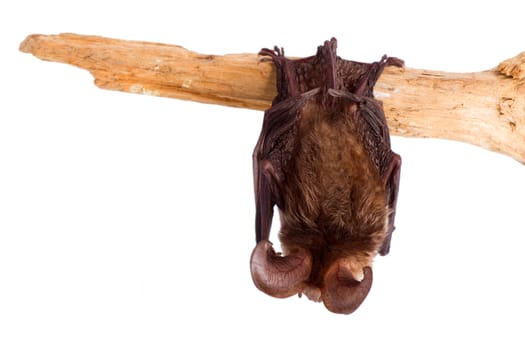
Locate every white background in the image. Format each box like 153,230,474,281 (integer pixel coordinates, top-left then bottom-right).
2,1,525,349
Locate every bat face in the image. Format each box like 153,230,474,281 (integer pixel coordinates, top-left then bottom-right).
250,39,402,314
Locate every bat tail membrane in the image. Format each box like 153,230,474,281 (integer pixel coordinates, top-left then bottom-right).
258,38,340,102
315,37,338,92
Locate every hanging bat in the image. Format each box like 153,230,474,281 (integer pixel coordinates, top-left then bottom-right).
250,38,403,314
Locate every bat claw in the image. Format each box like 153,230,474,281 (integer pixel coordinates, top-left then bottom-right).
384,56,405,69
258,46,285,60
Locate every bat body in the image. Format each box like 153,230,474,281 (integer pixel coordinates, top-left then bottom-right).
250,38,403,314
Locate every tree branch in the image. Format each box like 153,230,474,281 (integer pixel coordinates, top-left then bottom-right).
20,33,525,163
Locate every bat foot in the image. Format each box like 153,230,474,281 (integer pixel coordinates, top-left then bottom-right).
258,46,285,64
258,46,284,59
382,56,405,69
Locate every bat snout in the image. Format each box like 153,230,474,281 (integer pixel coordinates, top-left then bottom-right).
299,285,322,302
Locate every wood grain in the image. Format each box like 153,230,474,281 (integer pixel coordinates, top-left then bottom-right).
20,33,525,163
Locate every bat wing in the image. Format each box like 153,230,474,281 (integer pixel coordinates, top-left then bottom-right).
253,89,320,242
328,53,404,256
349,56,403,256
379,151,401,255
254,45,328,243
256,39,403,252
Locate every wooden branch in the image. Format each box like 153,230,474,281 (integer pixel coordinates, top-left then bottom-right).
20,33,525,163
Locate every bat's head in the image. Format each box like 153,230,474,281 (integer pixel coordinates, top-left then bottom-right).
251,179,390,314
250,239,376,314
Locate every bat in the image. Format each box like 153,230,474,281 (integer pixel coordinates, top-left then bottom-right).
250,38,403,314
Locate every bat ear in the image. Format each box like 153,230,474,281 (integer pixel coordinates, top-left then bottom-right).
250,240,312,298
322,263,373,314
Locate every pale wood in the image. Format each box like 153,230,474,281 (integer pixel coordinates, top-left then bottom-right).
20,33,525,163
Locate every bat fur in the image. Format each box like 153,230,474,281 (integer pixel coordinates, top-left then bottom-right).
250,38,402,314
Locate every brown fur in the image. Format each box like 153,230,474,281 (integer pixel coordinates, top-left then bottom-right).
250,38,403,314
278,101,388,286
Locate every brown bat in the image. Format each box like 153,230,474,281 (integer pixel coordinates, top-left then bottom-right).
250,38,403,314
